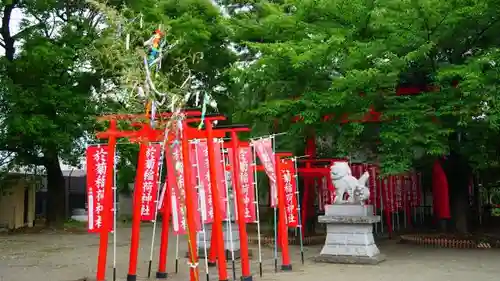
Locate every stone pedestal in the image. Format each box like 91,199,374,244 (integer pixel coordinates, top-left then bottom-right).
314,204,385,264
192,222,241,259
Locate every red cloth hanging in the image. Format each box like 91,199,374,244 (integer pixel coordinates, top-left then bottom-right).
432,160,451,219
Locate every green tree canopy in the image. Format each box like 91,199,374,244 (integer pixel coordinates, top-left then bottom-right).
0,0,236,224
222,0,500,174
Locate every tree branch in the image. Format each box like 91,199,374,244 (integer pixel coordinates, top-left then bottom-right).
12,22,46,40
429,11,452,37
458,17,500,60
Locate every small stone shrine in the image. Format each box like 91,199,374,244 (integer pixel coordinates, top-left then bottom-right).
314,162,385,264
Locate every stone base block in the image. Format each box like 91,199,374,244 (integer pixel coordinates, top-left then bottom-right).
316,204,385,266
313,253,386,265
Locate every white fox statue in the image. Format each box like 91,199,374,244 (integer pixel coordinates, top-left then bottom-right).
330,162,370,205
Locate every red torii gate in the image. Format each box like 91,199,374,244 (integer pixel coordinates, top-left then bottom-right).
94,110,203,281
290,85,444,233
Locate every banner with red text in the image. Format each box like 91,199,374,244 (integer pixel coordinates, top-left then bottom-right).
192,141,215,223
351,164,363,179
213,140,229,219
394,175,403,210
253,138,277,207
402,174,411,211
166,144,201,234
139,144,161,221
318,176,333,211
367,165,378,211
280,159,299,227
86,145,112,233
410,172,421,207
227,147,257,223
382,176,395,213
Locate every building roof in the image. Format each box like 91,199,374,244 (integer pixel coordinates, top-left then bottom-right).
62,169,86,177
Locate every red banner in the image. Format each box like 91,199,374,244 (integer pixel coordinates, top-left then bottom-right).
86,145,111,233
367,165,377,211
253,138,277,207
139,144,161,221
165,146,183,234
403,174,411,210
166,144,201,234
213,140,228,219
351,164,363,179
227,147,257,223
319,176,332,211
280,159,299,227
192,141,215,223
238,147,257,222
382,176,395,213
396,175,402,211
410,172,421,207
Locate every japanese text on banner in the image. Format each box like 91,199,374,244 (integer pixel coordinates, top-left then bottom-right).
238,147,257,223
253,138,277,207
226,147,257,223
193,141,214,223
367,165,377,209
166,144,201,234
382,177,395,213
394,176,403,210
167,144,188,234
140,144,161,221
410,173,421,207
86,146,111,233
213,140,228,219
280,159,299,227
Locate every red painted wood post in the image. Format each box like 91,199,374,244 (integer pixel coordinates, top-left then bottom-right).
205,120,229,281
229,130,253,280
95,119,118,281
275,154,292,270
181,120,200,281
156,182,171,279
127,142,148,281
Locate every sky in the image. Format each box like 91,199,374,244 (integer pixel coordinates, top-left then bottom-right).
0,8,22,56
0,4,229,172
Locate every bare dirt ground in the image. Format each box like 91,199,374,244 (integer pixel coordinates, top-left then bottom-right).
1,226,500,281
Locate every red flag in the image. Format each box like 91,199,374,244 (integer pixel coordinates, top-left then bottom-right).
416,172,422,206
213,140,228,219
227,147,257,223
165,144,201,234
192,141,215,223
139,144,161,221
394,175,403,210
238,147,257,223
351,164,363,178
319,177,329,210
165,145,185,234
280,159,299,228
403,174,411,208
367,165,377,211
382,176,395,213
253,138,277,207
86,145,112,233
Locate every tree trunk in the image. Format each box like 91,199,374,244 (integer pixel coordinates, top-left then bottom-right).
1,1,18,62
442,152,471,233
44,152,66,227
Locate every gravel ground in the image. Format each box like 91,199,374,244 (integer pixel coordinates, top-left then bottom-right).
1,226,500,281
